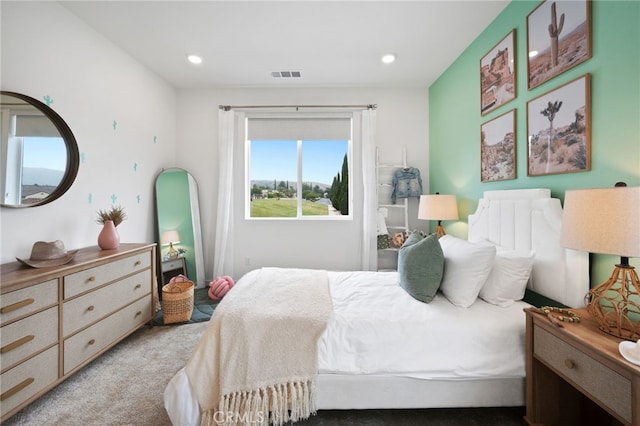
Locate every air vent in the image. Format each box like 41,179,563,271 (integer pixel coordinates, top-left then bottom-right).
270,70,302,79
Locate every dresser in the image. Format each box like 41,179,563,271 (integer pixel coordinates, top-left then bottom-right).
525,307,640,426
0,243,156,422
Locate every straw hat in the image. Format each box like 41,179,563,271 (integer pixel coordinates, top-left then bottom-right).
16,240,78,268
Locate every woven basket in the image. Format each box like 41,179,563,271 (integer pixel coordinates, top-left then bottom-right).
162,276,194,324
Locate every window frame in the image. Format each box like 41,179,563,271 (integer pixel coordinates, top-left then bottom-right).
244,114,353,221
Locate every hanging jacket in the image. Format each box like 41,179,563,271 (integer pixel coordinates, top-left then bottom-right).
391,167,422,204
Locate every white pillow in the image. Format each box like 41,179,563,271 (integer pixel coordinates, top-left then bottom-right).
479,251,535,307
439,235,496,308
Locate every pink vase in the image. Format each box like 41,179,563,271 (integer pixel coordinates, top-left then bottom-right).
98,220,120,250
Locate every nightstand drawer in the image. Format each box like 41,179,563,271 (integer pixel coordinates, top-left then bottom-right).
162,258,184,271
534,325,632,423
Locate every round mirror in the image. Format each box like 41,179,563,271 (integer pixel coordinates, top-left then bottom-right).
1,91,80,208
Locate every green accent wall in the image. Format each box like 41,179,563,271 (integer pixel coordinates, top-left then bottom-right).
429,0,640,287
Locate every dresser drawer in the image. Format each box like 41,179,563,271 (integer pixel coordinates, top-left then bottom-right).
533,325,632,423
0,345,58,416
1,307,58,372
62,269,151,337
63,296,151,374
0,279,57,325
64,252,151,298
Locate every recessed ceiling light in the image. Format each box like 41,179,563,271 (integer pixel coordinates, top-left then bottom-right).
381,53,396,64
187,54,203,65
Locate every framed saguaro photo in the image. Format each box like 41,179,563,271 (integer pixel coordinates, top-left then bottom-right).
526,74,590,177
480,30,516,115
527,0,592,90
481,109,516,182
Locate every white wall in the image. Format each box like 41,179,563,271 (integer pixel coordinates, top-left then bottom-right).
1,2,177,263
0,2,430,278
176,88,429,279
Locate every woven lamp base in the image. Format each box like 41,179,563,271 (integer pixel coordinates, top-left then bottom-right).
586,264,640,341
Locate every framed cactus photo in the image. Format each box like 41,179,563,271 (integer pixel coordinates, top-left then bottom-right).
527,0,592,90
526,74,591,177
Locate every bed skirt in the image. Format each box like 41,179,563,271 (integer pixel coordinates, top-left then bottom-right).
164,368,524,426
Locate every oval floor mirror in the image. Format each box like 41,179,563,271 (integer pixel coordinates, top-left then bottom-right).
155,168,205,291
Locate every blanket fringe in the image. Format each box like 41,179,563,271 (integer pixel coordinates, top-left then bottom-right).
200,380,317,426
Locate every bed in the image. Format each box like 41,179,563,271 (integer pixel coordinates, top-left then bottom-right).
164,188,589,425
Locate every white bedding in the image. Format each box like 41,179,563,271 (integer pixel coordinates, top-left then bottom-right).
319,270,529,379
165,269,530,425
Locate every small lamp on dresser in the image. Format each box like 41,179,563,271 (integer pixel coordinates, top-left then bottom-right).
160,230,181,260
561,184,640,340
418,193,459,238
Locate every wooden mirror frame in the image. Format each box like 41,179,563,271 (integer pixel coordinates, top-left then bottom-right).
1,91,80,208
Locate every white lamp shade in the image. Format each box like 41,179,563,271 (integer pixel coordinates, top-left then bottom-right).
418,194,459,221
562,187,640,258
160,230,180,246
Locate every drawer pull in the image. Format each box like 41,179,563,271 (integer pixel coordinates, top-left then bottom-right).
87,305,95,312
135,284,142,289
564,359,575,369
135,311,142,317
1,335,35,353
1,298,35,314
88,339,96,345
1,377,34,401
88,276,96,282
134,260,142,267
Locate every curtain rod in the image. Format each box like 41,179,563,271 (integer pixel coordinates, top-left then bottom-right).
219,104,377,111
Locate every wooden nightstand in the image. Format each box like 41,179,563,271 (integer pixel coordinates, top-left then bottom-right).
525,307,640,426
161,257,186,284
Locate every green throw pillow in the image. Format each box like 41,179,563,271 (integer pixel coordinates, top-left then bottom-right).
398,233,444,303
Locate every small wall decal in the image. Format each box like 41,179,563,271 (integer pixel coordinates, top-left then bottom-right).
136,195,141,204
88,193,93,204
81,152,86,163
133,162,138,172
153,136,158,144
112,120,118,130
110,194,118,204
43,95,53,106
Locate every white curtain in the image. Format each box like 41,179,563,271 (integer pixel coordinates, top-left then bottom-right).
213,109,235,278
360,109,377,270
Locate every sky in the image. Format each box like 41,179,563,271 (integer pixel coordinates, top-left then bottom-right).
23,137,67,170
250,139,348,185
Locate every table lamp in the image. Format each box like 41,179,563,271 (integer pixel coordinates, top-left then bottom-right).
418,193,459,238
562,185,640,340
161,230,181,260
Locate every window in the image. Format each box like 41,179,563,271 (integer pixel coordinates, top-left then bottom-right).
245,115,352,219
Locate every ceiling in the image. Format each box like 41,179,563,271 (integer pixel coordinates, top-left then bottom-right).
60,1,509,90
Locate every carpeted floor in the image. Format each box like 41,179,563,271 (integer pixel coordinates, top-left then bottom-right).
4,316,525,426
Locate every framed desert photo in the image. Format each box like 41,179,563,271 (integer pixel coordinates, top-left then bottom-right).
527,74,590,177
481,109,516,182
480,30,516,115
527,0,592,90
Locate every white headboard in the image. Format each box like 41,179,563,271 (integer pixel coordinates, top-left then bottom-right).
468,188,589,308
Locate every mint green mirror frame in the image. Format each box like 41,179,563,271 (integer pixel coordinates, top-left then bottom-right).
155,168,205,291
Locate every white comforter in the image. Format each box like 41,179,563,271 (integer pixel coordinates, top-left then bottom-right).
319,270,528,379
165,269,529,425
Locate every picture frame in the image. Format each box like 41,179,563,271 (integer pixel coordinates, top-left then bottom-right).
527,0,592,90
481,109,516,182
526,74,590,177
480,29,516,115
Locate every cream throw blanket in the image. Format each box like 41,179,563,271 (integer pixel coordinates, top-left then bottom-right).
184,267,332,426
